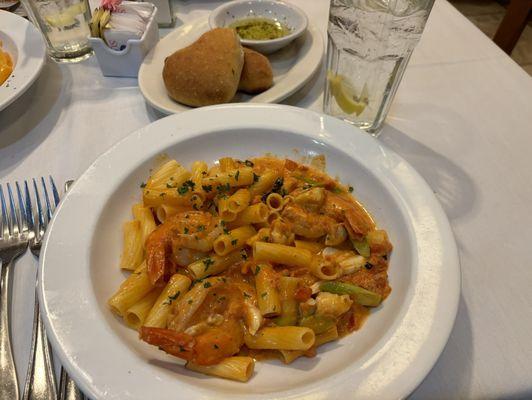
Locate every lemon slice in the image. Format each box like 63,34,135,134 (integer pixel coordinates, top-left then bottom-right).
327,72,367,116
45,2,86,28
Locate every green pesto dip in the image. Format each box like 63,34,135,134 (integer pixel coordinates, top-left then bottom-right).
229,18,290,40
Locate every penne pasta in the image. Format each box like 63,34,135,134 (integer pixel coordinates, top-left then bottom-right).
125,288,162,330
245,326,315,350
217,196,238,221
108,262,153,317
278,326,338,364
230,203,269,227
219,157,236,171
246,228,271,247
142,188,203,209
275,276,300,326
309,258,341,280
132,203,156,244
253,242,312,268
227,189,251,213
119,220,144,271
294,240,325,254
186,357,254,382
265,192,283,211
249,170,280,197
254,263,281,317
201,167,254,188
147,160,191,190
213,226,257,256
187,251,244,280
144,274,191,328
155,204,192,223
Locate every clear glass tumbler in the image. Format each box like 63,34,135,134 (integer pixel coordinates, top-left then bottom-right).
324,0,435,135
22,0,92,62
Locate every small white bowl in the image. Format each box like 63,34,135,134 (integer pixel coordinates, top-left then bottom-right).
208,0,308,54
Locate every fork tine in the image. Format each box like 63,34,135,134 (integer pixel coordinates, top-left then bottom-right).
50,176,60,207
16,182,28,234
0,184,10,237
7,183,20,235
33,178,45,232
41,177,53,222
24,180,35,233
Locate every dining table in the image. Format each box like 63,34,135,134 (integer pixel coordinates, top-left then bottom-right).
1,0,532,398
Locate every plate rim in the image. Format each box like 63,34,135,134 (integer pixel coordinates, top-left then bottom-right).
0,10,46,112
138,18,324,115
39,104,460,400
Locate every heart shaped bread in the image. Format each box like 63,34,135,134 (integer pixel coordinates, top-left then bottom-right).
163,28,244,107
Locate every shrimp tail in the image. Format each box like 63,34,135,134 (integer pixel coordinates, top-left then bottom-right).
140,326,195,361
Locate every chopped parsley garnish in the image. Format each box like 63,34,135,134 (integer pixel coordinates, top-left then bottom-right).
166,183,175,189
244,160,254,167
188,299,193,304
177,180,195,195
163,291,180,305
364,262,373,270
231,238,238,246
203,282,212,288
243,292,251,299
178,345,185,352
159,192,166,197
254,266,261,276
223,227,229,234
197,225,205,232
240,250,248,260
348,186,354,193
253,173,260,183
203,257,214,271
261,292,267,298
216,183,231,193
202,184,213,192
235,170,240,181
140,182,146,188
213,344,219,349
183,227,189,234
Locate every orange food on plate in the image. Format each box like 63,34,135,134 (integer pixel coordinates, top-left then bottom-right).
0,41,13,85
108,155,392,382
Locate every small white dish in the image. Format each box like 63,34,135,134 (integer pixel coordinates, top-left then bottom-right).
89,4,159,78
39,104,460,400
138,18,323,115
209,0,308,54
0,10,46,112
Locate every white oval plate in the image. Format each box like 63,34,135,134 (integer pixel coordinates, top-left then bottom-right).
39,104,460,400
0,10,46,112
138,18,323,115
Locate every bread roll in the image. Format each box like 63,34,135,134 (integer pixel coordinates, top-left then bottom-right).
163,28,244,107
238,47,274,94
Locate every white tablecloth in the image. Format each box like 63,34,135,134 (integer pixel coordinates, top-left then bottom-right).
1,0,532,398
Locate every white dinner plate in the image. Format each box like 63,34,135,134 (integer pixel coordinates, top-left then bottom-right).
39,104,460,400
138,18,323,115
0,10,46,112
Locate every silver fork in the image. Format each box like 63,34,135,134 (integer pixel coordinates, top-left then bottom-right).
23,178,84,400
0,182,30,400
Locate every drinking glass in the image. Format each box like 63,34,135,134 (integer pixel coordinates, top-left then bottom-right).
22,0,92,62
324,0,435,135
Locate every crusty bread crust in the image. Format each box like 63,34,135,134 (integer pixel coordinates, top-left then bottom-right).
163,28,244,107
238,47,274,94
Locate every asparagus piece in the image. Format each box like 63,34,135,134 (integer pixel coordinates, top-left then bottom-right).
320,281,381,307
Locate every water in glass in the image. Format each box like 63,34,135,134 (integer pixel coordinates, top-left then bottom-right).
324,0,434,135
